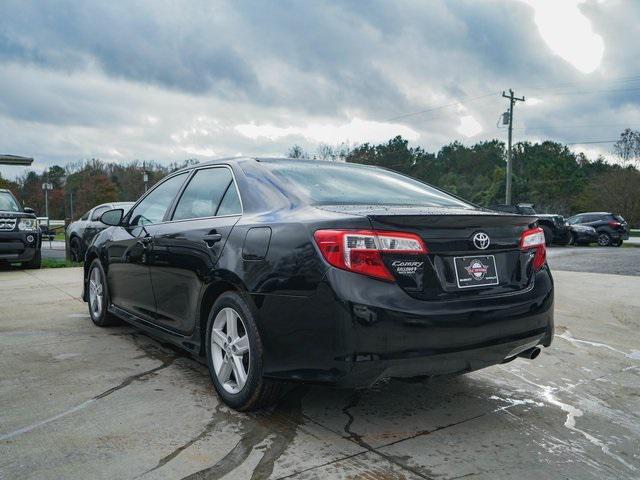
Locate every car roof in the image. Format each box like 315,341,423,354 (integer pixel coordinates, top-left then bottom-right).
91,201,135,210
172,156,364,174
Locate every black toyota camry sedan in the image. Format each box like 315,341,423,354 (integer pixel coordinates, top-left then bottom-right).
83,158,554,410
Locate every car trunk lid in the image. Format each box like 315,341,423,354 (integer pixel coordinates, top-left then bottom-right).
318,205,539,300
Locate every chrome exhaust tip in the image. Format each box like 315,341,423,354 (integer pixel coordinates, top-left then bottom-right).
517,347,541,360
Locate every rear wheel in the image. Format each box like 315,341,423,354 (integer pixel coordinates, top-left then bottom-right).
87,259,120,326
206,291,283,411
597,232,612,247
612,239,623,247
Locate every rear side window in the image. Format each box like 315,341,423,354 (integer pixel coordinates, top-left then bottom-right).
173,167,241,220
129,173,188,226
262,161,471,208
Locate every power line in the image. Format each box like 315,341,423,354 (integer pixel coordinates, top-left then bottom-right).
382,73,640,126
384,92,498,122
523,74,640,91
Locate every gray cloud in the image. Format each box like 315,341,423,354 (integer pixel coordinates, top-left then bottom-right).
0,0,639,178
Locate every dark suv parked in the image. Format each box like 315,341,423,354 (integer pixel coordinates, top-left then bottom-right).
566,212,629,246
489,204,568,245
0,188,41,268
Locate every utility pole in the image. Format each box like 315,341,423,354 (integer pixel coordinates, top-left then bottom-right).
502,89,525,205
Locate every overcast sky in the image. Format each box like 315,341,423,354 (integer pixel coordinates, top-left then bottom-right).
1,0,639,178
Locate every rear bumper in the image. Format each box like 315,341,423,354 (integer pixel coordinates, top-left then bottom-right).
0,231,41,263
257,266,554,387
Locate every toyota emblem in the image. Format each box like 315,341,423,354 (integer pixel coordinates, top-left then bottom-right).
472,232,490,250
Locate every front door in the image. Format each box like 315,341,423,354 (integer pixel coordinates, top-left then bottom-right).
106,172,189,321
149,166,243,334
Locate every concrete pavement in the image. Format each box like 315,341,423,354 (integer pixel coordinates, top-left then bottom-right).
1,266,639,479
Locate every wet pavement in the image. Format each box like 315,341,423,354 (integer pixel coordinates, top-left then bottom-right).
1,266,639,479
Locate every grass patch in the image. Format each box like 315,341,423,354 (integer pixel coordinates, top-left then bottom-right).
631,230,640,238
41,258,82,269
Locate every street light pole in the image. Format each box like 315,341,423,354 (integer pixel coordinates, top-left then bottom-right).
143,161,149,192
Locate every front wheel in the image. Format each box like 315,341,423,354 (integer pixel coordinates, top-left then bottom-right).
22,250,42,269
87,259,121,326
70,237,82,263
206,291,283,411
541,225,553,246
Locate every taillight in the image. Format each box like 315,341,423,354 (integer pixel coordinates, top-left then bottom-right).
313,229,427,281
520,227,546,271
608,220,621,229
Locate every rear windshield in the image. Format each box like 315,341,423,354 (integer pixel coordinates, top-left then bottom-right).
262,161,472,208
611,214,625,223
0,191,20,212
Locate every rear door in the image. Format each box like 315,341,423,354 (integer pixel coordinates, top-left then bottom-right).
149,166,242,334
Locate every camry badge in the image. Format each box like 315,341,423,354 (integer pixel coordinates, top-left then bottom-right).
472,232,490,250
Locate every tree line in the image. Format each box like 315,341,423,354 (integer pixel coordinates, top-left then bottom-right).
0,159,197,220
0,129,638,226
289,129,640,226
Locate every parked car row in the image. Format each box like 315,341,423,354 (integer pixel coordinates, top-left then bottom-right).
566,212,629,247
490,204,630,247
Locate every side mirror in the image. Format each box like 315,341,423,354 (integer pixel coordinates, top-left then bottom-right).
23,207,35,214
99,208,124,226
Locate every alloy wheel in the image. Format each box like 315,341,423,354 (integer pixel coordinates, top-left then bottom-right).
597,233,610,247
88,267,103,317
211,307,250,394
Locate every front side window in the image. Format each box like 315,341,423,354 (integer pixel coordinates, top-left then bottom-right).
173,168,241,220
129,173,187,226
0,191,20,212
262,160,471,208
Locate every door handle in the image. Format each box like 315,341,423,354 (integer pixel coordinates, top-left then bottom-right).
203,233,222,247
136,237,153,248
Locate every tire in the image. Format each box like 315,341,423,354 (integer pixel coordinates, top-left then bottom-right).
612,239,623,247
70,237,82,263
541,225,553,246
87,259,121,326
597,232,612,247
205,291,283,411
23,249,42,269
